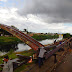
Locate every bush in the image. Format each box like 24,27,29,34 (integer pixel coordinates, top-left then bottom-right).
32,34,58,41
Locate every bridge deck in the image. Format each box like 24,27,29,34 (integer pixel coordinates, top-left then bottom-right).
20,40,70,72
0,24,44,50
52,51,72,72
0,24,72,72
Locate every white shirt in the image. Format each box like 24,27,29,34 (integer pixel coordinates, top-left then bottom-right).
2,60,13,72
38,48,46,58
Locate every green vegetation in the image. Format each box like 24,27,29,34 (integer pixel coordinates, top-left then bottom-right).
63,33,71,38
14,49,35,72
14,62,33,72
0,49,17,64
0,49,17,71
0,49,34,72
17,49,34,56
0,49,34,64
32,34,59,41
0,33,58,72
0,36,21,45
0,28,12,36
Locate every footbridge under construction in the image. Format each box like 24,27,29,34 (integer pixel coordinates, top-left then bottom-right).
0,24,72,72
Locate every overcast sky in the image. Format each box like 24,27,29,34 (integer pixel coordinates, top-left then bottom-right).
0,0,72,34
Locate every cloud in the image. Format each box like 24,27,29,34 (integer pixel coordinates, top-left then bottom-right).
18,0,72,23
0,7,72,34
0,0,7,2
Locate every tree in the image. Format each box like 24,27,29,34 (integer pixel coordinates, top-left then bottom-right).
0,28,12,35
63,33,71,38
24,29,27,32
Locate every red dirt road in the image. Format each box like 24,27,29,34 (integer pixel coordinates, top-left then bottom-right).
52,52,72,72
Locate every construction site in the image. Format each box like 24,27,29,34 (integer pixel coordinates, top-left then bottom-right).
0,24,72,72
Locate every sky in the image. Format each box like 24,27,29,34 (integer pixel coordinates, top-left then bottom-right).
0,0,72,34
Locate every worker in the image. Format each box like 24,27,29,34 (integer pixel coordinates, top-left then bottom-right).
54,40,56,44
59,41,62,44
2,55,13,72
70,40,72,49
38,47,46,68
32,53,38,63
68,40,72,52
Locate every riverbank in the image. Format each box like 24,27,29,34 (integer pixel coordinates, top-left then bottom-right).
0,49,34,71
0,36,60,72
0,36,21,45
0,38,62,72
32,34,59,41
0,36,22,52
0,36,59,52
0,49,34,63
0,40,51,71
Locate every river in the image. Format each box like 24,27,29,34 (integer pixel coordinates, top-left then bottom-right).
16,38,62,52
0,38,62,56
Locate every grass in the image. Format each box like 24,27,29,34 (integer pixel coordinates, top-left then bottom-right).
0,35,58,72
32,34,59,41
0,36,21,45
0,49,18,71
0,36,35,72
0,49,35,72
14,49,35,72
14,63,33,72
0,50,17,64
16,49,35,56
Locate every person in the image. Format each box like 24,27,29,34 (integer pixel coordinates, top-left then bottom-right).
54,40,56,44
70,40,72,49
38,47,46,68
59,41,62,44
32,53,38,63
68,40,72,53
2,55,13,72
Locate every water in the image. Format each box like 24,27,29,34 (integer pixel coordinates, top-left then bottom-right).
15,39,55,52
16,38,62,52
16,43,31,52
0,38,62,56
